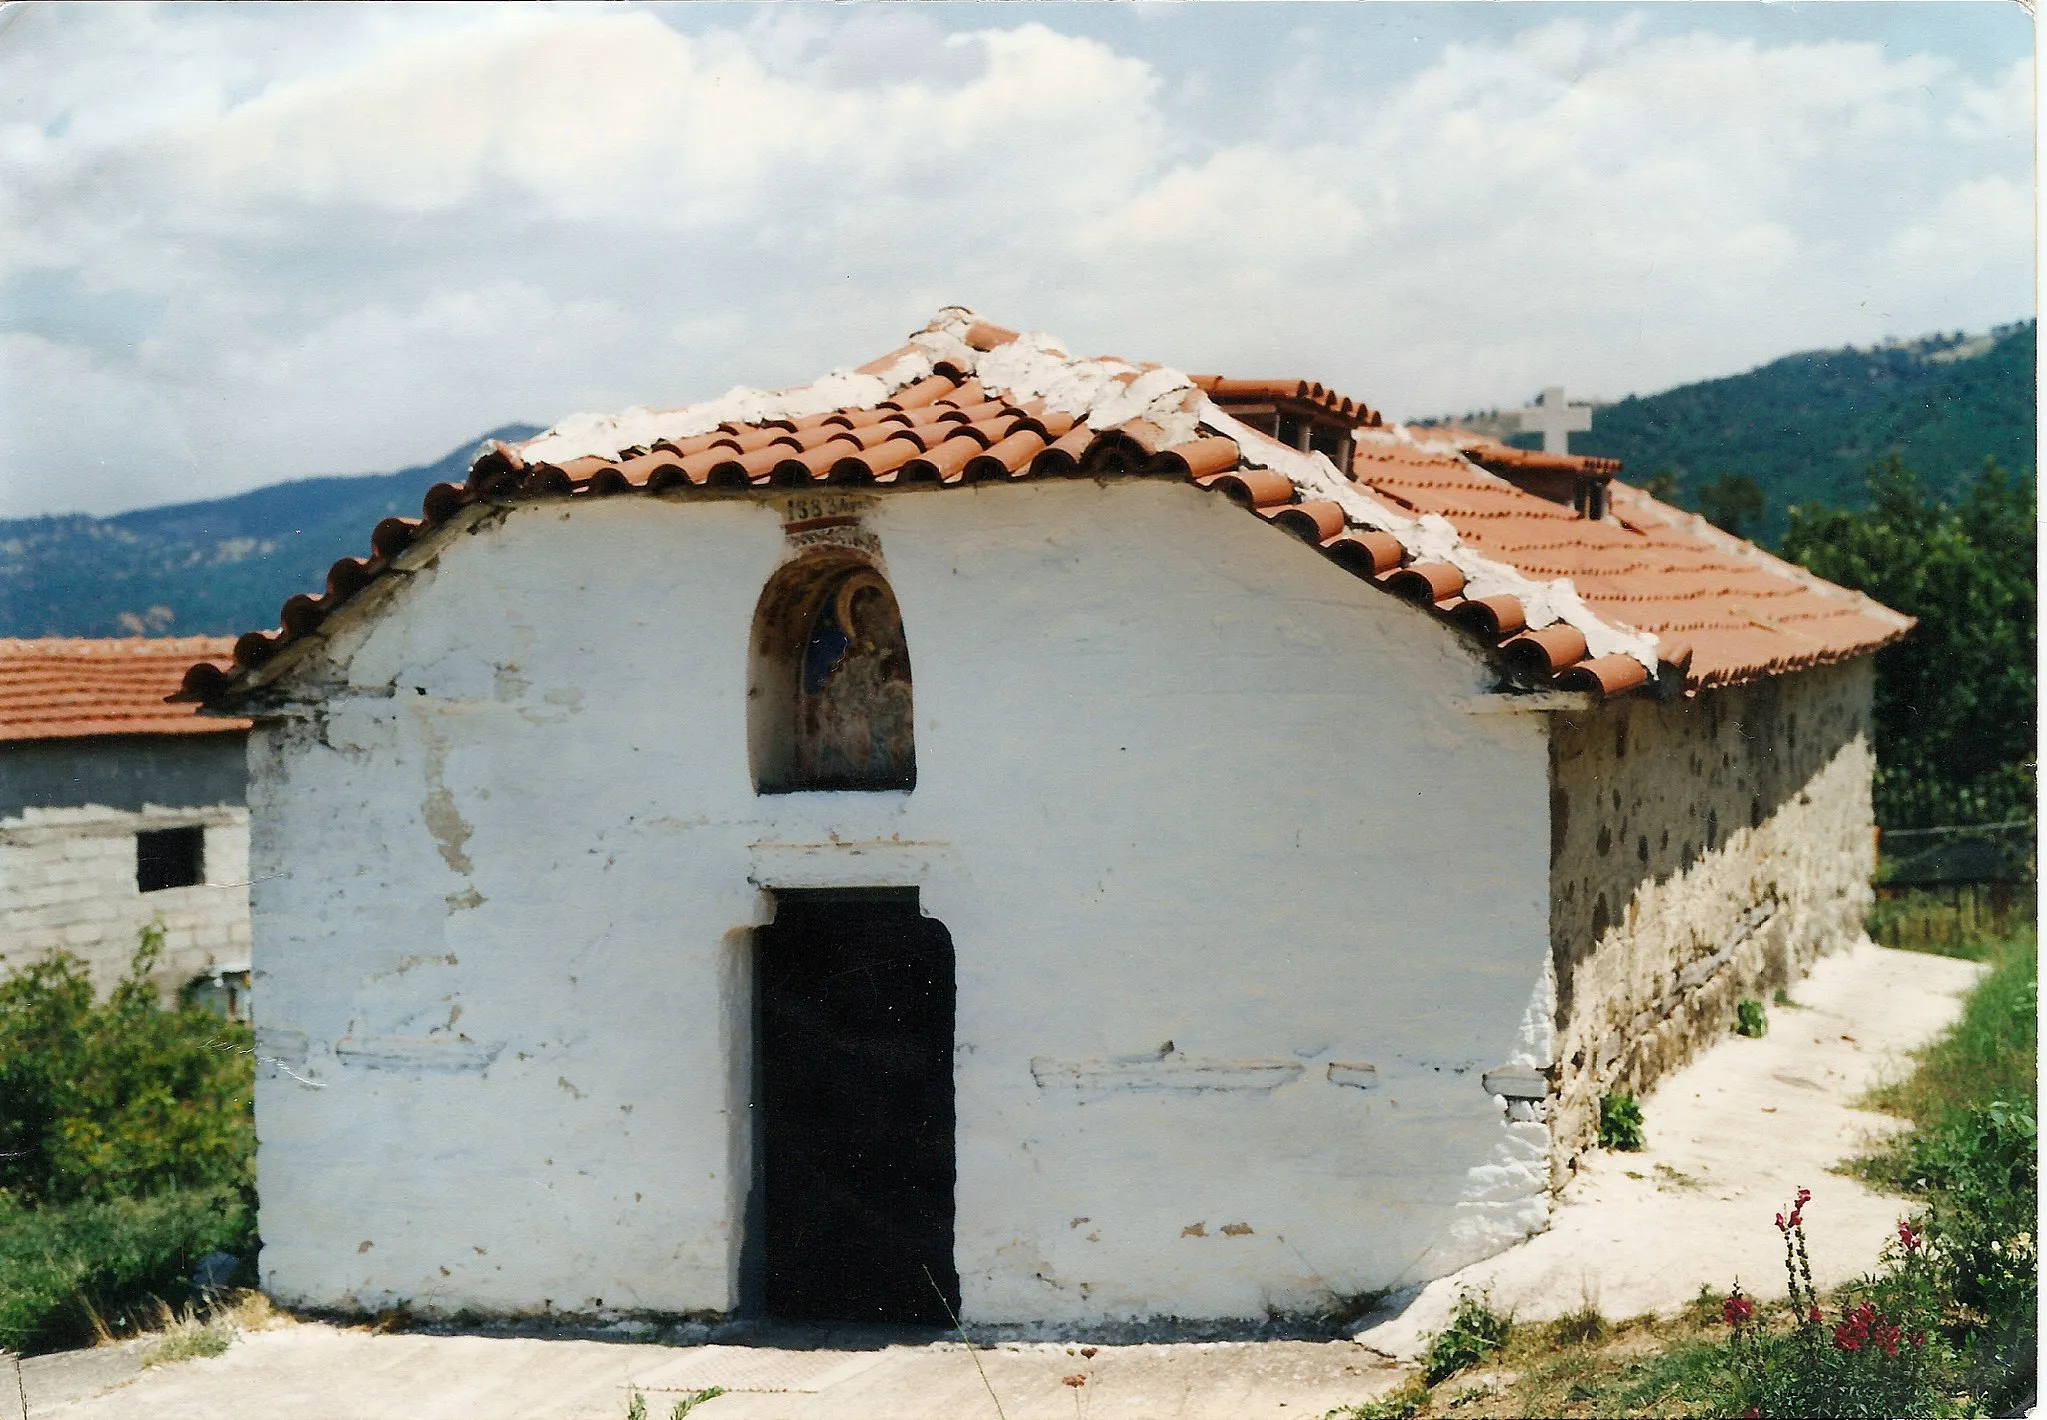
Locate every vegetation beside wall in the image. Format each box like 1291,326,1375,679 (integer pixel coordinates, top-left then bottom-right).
1781,456,2035,831
0,929,256,1354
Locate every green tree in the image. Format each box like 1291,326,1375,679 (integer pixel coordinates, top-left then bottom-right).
1697,472,1766,538
1782,456,2036,827
1641,471,1681,503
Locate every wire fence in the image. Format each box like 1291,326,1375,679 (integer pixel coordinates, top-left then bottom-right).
1872,819,2035,952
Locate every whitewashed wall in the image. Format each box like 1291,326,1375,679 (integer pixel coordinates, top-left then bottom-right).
0,803,250,998
247,479,1557,1326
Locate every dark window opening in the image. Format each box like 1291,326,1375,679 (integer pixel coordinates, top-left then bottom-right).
749,889,956,1325
137,826,204,893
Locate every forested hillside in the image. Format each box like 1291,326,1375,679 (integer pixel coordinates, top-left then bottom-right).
1576,322,2035,543
0,427,539,639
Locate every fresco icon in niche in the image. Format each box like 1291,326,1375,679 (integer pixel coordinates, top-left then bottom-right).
796,569,914,790
750,495,915,794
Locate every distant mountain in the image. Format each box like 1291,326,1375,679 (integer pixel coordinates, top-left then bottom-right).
1579,322,2034,543
0,426,541,639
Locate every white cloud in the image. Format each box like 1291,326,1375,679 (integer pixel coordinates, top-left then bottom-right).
0,4,2031,516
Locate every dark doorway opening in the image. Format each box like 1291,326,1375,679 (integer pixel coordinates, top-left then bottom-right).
751,889,957,1325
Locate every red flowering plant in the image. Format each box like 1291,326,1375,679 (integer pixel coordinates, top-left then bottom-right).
1721,1188,1956,1418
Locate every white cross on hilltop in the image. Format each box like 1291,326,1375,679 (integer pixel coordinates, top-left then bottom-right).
1512,387,1593,454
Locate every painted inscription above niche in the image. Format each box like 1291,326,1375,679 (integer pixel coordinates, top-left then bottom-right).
780,492,880,557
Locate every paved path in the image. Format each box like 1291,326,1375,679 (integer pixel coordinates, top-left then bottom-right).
26,939,1977,1419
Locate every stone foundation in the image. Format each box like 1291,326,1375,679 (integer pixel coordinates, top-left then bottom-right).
1546,660,1876,1173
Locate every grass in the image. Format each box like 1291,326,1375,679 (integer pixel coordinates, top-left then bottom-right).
1862,927,2034,1134
1324,1301,1737,1419
138,1301,236,1367
626,1387,726,1419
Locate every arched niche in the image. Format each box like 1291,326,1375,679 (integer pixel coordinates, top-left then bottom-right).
750,553,916,794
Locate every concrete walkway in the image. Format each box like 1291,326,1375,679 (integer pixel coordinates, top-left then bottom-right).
25,940,1978,1420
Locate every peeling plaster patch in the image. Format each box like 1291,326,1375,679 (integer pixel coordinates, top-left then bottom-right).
445,887,486,913
416,716,474,877
1030,1050,1304,1097
334,1035,503,1072
558,1076,585,1100
1181,1223,1207,1238
1220,1223,1254,1237
1326,1062,1380,1090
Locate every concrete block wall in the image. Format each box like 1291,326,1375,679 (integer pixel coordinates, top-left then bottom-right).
0,802,251,1000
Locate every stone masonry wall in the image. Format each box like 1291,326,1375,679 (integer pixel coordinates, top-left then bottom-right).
1547,659,1876,1174
0,802,251,1000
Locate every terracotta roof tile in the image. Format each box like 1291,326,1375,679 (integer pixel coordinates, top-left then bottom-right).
173,310,1908,712
1,638,247,744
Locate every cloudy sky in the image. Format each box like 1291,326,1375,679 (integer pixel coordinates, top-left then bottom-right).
0,1,2033,519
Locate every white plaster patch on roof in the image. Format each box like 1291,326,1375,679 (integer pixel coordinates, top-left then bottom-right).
515,316,984,467
514,305,1215,466
958,326,1202,448
905,305,983,372
1201,404,1663,672
516,351,936,465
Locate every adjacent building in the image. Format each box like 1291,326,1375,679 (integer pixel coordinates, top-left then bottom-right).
1,637,252,1011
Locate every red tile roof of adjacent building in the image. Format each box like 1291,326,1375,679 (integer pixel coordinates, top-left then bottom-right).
2,637,248,743
174,309,1910,710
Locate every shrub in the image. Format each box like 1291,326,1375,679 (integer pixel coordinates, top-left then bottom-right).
1422,1290,1511,1385
0,1188,253,1354
0,929,257,1354
0,929,254,1204
1898,1095,2038,1404
1598,1087,1645,1151
1734,998,1767,1037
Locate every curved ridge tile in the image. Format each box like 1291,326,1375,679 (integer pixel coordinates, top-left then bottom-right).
1556,654,1652,697
1382,561,1467,604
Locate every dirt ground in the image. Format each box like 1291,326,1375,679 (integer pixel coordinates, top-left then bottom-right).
20,940,1978,1420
